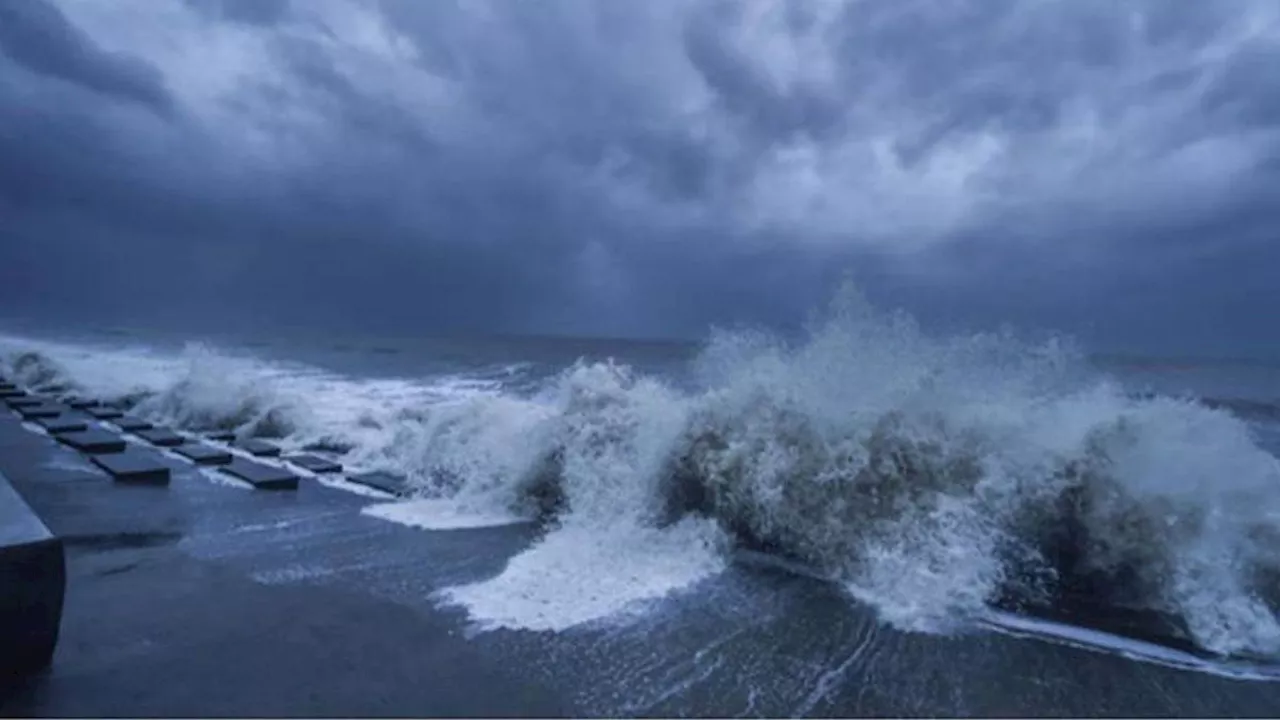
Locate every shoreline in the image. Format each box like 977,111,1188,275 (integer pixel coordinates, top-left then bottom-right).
2,397,1280,715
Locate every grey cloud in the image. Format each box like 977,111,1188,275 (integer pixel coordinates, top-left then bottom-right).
0,0,170,111
185,0,291,26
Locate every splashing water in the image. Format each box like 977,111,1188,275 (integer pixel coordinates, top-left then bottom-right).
4,284,1279,654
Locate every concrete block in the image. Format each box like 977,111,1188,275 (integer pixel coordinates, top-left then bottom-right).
133,428,185,448
35,416,88,435
86,407,124,421
346,471,408,496
0,472,66,679
286,454,342,474
90,451,171,485
204,431,237,443
66,397,101,410
112,416,154,433
6,396,44,409
172,443,232,466
220,459,298,491
234,439,280,458
58,429,126,455
18,404,65,420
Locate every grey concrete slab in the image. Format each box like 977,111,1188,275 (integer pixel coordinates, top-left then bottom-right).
133,428,184,448
57,430,126,455
234,438,280,457
90,451,171,486
220,459,298,491
286,454,342,474
204,430,236,443
346,471,408,496
34,417,88,435
172,444,232,466
111,417,153,433
6,396,44,409
86,407,124,421
17,405,65,421
0,472,65,683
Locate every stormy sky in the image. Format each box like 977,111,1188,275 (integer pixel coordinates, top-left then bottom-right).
2,0,1278,356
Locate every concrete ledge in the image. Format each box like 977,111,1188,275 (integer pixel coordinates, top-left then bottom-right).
286,454,342,474
347,471,408,496
234,439,280,458
0,472,66,681
220,459,298,491
66,398,101,410
133,428,184,448
91,451,171,486
58,430,127,455
172,444,232,466
86,407,124,421
18,405,66,421
6,396,45,409
204,431,236,443
35,417,89,435
112,417,154,433
0,386,22,399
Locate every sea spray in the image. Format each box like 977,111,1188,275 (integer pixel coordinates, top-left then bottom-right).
4,285,1280,655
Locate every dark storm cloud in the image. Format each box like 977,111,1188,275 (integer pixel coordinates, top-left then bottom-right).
2,0,1279,354
0,0,170,111
186,0,292,26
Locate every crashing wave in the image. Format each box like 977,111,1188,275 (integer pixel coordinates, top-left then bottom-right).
3,284,1280,654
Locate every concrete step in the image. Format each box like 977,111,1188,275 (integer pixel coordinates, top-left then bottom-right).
90,451,171,486
220,459,298,491
172,444,233,466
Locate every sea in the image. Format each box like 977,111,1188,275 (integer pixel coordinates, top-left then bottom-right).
3,286,1280,711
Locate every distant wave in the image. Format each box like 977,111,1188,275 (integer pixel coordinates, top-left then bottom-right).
5,283,1280,657
1199,397,1280,422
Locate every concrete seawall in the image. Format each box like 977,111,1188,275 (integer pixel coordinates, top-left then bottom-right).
0,468,65,683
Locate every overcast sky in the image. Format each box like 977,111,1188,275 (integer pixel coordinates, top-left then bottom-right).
2,0,1278,356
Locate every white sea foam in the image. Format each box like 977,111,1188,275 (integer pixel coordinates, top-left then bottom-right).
363,498,528,530
439,519,726,632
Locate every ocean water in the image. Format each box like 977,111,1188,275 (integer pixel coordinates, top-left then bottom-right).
3,284,1279,667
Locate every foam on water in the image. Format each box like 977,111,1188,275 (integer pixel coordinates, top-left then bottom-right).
363,498,528,530
980,611,1280,682
5,282,1280,655
438,520,726,632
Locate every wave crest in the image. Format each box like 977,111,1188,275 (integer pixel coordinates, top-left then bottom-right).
4,286,1279,652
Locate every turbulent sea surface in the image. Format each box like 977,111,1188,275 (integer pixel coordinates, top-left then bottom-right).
4,288,1280,675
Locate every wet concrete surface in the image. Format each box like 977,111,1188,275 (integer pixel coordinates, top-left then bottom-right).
3,411,1280,717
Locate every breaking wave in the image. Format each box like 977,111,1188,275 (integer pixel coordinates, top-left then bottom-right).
4,283,1280,656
